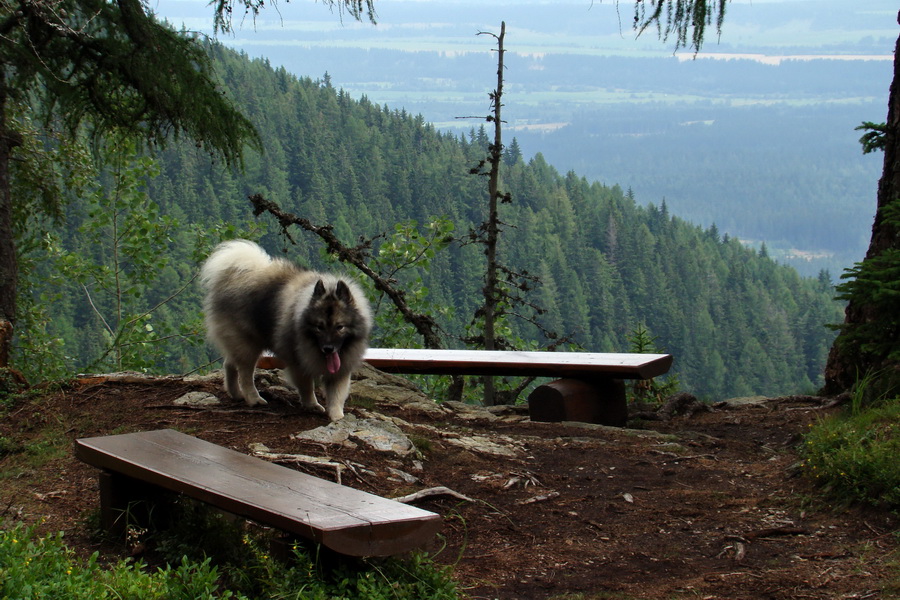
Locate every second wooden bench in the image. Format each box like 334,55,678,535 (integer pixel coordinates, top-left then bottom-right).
362,348,674,426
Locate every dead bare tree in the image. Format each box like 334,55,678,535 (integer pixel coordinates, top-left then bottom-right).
461,22,571,405
252,23,568,406
477,21,507,406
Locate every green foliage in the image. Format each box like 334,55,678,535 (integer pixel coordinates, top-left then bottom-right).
12,113,97,381
831,201,900,398
15,45,843,401
0,522,246,599
1,512,460,600
631,0,728,53
9,107,96,233
366,217,456,349
5,0,260,166
626,322,680,404
210,0,376,34
14,234,72,382
801,397,900,509
148,497,252,574
856,121,888,155
626,322,659,355
260,543,460,600
63,138,177,372
13,133,266,379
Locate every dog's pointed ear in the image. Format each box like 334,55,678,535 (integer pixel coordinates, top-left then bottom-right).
313,280,327,299
335,280,353,303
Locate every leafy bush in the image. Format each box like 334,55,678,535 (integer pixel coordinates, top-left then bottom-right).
0,514,460,600
801,398,900,508
0,522,243,599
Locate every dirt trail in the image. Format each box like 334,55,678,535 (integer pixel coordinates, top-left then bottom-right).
1,373,897,599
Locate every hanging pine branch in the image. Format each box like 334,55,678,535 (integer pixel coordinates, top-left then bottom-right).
631,0,729,53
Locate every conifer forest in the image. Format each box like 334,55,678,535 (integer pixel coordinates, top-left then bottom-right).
15,44,844,401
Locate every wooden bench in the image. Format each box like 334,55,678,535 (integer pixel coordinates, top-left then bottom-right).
362,348,673,426
74,428,441,557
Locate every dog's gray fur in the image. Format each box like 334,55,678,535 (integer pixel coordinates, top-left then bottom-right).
200,239,371,421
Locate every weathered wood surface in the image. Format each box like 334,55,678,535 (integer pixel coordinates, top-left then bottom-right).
74,429,441,557
362,348,673,380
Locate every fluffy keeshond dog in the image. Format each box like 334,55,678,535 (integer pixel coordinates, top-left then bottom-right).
200,240,372,421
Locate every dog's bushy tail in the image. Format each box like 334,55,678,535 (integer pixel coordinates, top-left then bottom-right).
200,239,272,290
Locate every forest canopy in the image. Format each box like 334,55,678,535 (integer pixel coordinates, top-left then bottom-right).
14,43,843,400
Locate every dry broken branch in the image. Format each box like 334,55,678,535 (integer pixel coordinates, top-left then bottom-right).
517,491,560,505
248,193,446,350
393,486,475,504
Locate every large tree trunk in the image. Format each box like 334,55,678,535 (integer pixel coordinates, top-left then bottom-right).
0,74,21,369
823,12,900,395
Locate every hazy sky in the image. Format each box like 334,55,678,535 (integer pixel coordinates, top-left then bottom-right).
150,0,896,53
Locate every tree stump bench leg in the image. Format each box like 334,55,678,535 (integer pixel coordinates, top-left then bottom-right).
527,378,627,426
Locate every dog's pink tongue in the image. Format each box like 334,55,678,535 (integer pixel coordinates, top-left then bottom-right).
326,351,341,374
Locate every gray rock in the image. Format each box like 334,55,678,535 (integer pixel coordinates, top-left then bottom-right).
387,467,420,484
719,396,769,408
444,434,520,457
292,414,416,456
173,391,221,406
443,401,499,421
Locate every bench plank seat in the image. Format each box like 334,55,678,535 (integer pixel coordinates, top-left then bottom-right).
362,348,672,380
75,429,441,557
256,348,674,426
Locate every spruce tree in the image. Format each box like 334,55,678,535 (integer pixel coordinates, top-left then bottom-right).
0,0,374,370
0,0,259,368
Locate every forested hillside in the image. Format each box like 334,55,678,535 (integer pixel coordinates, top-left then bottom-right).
18,44,843,400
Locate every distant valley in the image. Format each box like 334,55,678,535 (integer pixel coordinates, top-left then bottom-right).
156,0,896,277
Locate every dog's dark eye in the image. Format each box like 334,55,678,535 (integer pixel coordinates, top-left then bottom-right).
335,325,346,333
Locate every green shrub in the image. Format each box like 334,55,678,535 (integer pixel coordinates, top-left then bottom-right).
0,521,245,599
0,515,460,600
801,398,900,508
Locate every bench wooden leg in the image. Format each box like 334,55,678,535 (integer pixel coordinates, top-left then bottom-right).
98,470,168,537
527,378,627,426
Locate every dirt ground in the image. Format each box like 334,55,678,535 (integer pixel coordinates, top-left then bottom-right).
1,369,898,600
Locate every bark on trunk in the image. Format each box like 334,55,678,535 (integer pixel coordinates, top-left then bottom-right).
0,73,21,369
823,12,900,394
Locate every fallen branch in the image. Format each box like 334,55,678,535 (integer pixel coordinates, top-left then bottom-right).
743,526,807,541
818,393,851,410
248,444,349,484
517,491,560,505
84,373,184,385
657,453,718,464
393,486,475,504
249,193,446,350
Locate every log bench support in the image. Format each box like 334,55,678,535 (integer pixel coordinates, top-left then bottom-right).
526,378,627,426
75,429,442,557
360,348,673,427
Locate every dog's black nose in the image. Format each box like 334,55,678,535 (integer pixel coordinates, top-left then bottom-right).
322,345,335,354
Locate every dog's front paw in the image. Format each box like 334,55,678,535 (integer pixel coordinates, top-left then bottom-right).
327,407,345,422
300,399,326,415
244,395,268,407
